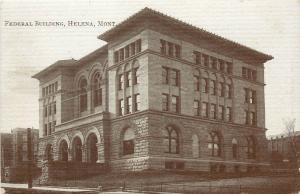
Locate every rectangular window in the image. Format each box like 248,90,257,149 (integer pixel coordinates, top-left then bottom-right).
133,68,139,85
44,106,47,117
227,62,233,74
250,90,256,104
42,88,45,97
219,60,225,72
210,80,216,95
119,48,124,61
194,100,200,116
162,94,169,111
134,94,140,112
242,67,247,78
175,44,181,58
55,82,58,91
44,124,47,136
136,39,142,53
226,107,232,122
167,42,174,57
195,52,201,65
219,105,225,120
245,111,249,124
210,104,217,119
118,74,124,90
125,71,132,87
53,121,56,132
194,76,200,91
130,42,136,56
48,122,52,135
119,99,124,116
250,112,256,126
219,83,225,97
244,88,249,103
247,69,252,80
160,39,166,55
203,54,209,67
171,95,179,113
48,105,52,116
114,51,119,63
53,102,56,114
125,45,130,58
162,67,169,84
202,78,209,93
202,102,208,118
170,69,179,86
211,57,218,70
126,96,132,114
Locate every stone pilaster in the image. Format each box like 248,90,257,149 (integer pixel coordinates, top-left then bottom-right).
96,142,105,163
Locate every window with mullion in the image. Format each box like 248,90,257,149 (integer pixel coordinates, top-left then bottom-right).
171,95,179,113
218,105,225,120
162,67,169,84
202,102,208,118
202,78,209,93
118,74,124,90
194,76,200,91
163,127,179,154
210,104,217,119
126,96,132,114
125,71,132,87
194,100,200,116
162,94,169,111
170,69,179,86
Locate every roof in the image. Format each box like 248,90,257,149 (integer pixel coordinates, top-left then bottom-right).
32,44,108,80
32,59,76,79
98,7,273,63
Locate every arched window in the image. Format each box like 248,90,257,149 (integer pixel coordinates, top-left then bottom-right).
192,134,200,158
125,63,131,88
123,128,134,155
232,138,238,159
79,78,88,112
218,76,225,97
201,71,209,93
59,140,68,162
93,72,102,107
247,136,256,159
208,132,221,157
72,137,82,162
210,74,217,95
225,79,233,99
193,70,200,91
44,144,53,161
163,126,179,154
87,133,98,163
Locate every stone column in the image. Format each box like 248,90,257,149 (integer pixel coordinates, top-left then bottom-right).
68,148,72,161
82,144,87,162
96,142,105,163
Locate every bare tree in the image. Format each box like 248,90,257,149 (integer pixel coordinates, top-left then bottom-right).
283,118,299,168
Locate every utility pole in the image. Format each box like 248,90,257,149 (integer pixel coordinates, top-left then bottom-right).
27,128,32,188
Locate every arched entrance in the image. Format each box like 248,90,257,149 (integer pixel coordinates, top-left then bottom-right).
86,133,98,163
59,140,69,162
44,144,53,161
72,137,82,162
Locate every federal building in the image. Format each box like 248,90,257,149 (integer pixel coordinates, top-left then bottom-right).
33,8,273,174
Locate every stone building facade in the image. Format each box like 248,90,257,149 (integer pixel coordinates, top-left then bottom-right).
33,8,273,174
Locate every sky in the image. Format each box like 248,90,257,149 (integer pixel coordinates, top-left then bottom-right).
0,0,299,136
